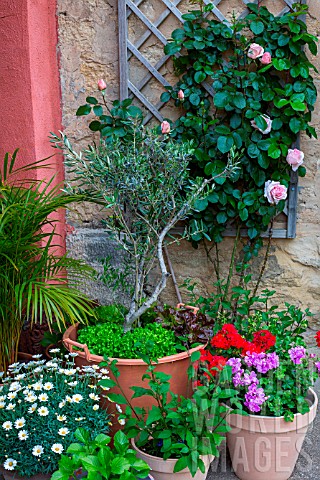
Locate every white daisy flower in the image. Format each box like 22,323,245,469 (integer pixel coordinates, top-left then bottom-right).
92,365,99,370
100,385,110,391
116,404,122,413
7,392,17,400
8,362,20,369
58,401,65,408
6,403,16,410
14,418,26,429
0,402,5,409
0,395,5,401
88,384,96,389
18,430,29,441
32,382,42,391
38,406,49,417
75,417,85,421
64,369,77,376
32,354,43,359
32,445,44,457
51,443,64,454
25,394,37,403
69,353,78,358
2,421,13,430
28,403,37,413
49,348,60,353
58,427,69,436
15,374,26,381
93,404,99,411
101,375,110,380
65,396,73,403
9,382,21,391
38,393,48,402
100,368,109,375
72,394,83,403
3,458,17,470
56,415,66,422
43,383,54,391
89,393,99,401
67,381,77,387
118,418,126,426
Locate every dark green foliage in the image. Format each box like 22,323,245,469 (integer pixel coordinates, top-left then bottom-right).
163,2,317,244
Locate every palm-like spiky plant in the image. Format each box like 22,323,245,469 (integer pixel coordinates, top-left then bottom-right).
0,150,96,371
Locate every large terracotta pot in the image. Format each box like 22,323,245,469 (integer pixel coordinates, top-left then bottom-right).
131,438,213,480
63,323,204,410
226,388,318,480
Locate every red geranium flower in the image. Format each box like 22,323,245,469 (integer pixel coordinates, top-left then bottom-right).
252,329,276,352
315,331,320,347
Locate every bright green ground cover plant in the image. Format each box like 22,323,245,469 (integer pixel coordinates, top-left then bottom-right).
162,1,317,245
100,356,243,478
51,429,151,480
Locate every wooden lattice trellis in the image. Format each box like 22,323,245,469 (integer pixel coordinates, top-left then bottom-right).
118,0,303,238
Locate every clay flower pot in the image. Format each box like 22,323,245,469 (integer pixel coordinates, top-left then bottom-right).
0,468,51,480
226,388,318,480
63,323,204,411
131,438,213,480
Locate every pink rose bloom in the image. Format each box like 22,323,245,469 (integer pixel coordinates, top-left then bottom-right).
286,148,304,172
178,90,184,101
98,79,107,91
251,115,272,134
264,181,287,205
161,120,171,134
248,43,265,59
260,52,272,65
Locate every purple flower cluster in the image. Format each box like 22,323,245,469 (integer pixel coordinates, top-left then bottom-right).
244,384,268,413
315,361,320,374
288,346,306,365
226,357,242,374
244,351,279,373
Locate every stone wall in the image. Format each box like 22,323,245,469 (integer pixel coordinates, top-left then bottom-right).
57,0,320,323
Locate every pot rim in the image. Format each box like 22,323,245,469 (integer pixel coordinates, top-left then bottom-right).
131,437,180,464
63,323,205,365
228,387,318,421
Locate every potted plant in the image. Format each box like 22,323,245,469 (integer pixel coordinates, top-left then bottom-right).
0,352,110,478
0,151,97,372
51,428,153,480
51,93,238,404
197,299,319,480
102,354,241,479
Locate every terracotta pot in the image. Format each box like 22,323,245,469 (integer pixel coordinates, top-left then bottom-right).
63,323,204,410
17,352,33,363
131,438,213,480
226,388,318,480
0,466,51,480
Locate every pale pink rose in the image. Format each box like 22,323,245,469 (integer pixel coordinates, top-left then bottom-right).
251,115,272,134
247,43,265,59
286,148,304,172
260,52,272,65
97,79,107,91
161,120,171,134
177,90,184,101
264,181,287,205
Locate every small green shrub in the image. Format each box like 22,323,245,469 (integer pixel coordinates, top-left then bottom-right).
78,323,178,359
93,304,128,325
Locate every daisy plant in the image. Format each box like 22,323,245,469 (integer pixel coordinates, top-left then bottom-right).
0,352,111,477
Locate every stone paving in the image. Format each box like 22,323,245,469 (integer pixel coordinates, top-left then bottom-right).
206,380,320,480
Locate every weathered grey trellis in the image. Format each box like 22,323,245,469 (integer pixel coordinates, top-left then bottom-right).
118,0,301,238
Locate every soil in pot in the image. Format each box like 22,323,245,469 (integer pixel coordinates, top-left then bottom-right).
226,388,318,480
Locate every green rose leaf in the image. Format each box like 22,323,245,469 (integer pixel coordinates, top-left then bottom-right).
217,136,234,153
76,104,91,116
250,20,264,34
194,71,206,83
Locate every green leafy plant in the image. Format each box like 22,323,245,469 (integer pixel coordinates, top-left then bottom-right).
154,304,214,346
77,322,178,359
162,1,317,245
51,108,238,331
0,151,96,371
102,356,242,477
51,429,150,480
0,354,110,477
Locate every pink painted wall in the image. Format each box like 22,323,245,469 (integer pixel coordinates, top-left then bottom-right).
0,0,66,253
